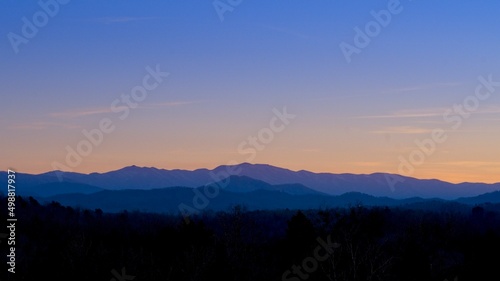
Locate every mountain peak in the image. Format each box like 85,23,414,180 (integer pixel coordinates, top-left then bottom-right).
117,165,156,172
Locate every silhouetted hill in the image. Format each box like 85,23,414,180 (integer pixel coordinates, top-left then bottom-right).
216,175,323,195
41,184,496,214
24,182,103,197
456,191,500,205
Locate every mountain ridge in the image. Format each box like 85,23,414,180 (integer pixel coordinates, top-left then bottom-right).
2,163,499,199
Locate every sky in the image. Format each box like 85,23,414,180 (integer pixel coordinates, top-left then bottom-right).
1,0,500,183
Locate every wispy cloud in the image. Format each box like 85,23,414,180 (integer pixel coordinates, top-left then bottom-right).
435,161,500,168
352,105,500,120
258,24,310,40
477,118,500,121
301,148,321,153
312,82,462,102
352,107,449,119
50,101,201,118
381,82,462,94
140,100,202,109
476,105,500,115
89,16,161,24
50,107,118,118
9,121,80,130
370,126,434,135
349,161,385,167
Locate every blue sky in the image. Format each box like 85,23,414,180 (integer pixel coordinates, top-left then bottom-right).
1,0,500,183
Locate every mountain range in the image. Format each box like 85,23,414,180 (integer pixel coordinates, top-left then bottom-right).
3,163,499,198
2,163,500,213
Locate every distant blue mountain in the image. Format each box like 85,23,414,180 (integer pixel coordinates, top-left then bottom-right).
212,175,323,195
2,163,500,199
0,171,102,197
25,182,103,197
40,182,493,215
40,186,405,214
456,191,500,205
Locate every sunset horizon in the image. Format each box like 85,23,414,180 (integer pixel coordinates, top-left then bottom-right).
3,1,500,191
2,1,500,279
7,161,500,185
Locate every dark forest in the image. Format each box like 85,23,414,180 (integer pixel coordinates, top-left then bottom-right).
2,195,500,281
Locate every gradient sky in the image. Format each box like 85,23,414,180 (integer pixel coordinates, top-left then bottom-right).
1,0,500,183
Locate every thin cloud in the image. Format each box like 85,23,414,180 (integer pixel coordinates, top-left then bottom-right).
356,112,442,119
352,105,500,120
349,161,385,167
370,126,434,135
381,82,462,94
258,24,310,40
435,161,500,168
50,107,118,118
9,121,80,130
50,101,201,118
140,100,202,109
89,16,161,24
311,92,373,101
476,105,500,114
301,148,321,153
477,118,500,121
352,107,449,119
312,82,462,102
